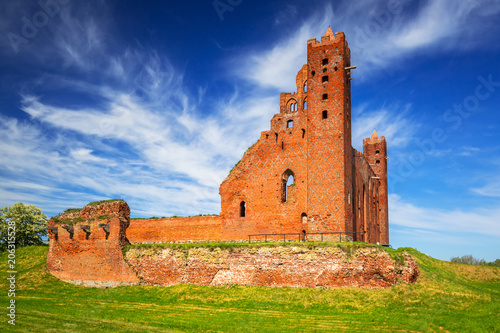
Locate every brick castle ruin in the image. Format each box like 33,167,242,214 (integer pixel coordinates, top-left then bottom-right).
46,29,405,288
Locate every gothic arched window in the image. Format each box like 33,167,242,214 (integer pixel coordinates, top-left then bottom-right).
240,201,246,217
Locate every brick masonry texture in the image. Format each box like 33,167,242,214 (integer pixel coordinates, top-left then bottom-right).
127,216,221,244
46,200,140,286
125,245,419,288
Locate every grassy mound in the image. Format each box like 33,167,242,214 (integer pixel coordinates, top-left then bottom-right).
0,246,498,332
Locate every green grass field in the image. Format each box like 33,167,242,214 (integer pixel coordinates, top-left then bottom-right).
0,245,498,332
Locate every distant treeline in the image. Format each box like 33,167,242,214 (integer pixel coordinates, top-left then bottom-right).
450,255,500,266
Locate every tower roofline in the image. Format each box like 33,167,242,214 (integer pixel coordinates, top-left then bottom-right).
307,29,346,47
363,130,386,144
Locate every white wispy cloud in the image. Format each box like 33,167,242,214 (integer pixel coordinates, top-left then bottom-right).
235,6,334,91
472,180,500,197
2,0,499,223
351,103,416,150
389,193,500,237
0,2,279,217
236,0,500,85
342,0,500,79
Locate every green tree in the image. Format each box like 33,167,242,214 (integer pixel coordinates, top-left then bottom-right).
0,203,48,251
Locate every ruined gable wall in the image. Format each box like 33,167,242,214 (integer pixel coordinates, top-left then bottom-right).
219,66,310,241
127,216,222,244
219,127,309,241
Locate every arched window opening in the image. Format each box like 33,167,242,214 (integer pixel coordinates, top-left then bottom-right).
281,141,284,150
375,150,380,155
303,101,307,109
287,120,293,128
301,128,306,138
275,132,278,142
376,160,380,165
322,58,328,66
322,75,329,83
322,94,328,100
240,201,246,217
281,169,295,203
322,110,328,119
301,213,307,223
311,70,316,77
304,83,307,92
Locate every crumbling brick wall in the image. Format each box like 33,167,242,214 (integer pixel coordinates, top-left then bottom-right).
46,200,140,287
352,149,380,243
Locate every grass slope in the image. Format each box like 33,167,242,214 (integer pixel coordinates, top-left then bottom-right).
0,246,498,332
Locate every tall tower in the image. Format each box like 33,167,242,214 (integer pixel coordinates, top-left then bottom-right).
305,28,353,233
363,130,389,244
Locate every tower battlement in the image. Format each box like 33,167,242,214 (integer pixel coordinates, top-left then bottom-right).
307,28,346,46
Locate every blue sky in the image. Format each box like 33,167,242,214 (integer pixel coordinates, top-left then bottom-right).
1,0,499,262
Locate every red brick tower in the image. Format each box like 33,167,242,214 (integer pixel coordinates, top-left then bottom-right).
363,130,389,245
305,28,353,234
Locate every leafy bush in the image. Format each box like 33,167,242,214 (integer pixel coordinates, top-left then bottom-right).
450,254,500,266
0,203,48,251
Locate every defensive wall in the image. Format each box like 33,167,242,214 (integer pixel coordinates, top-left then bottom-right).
46,199,418,288
127,216,221,244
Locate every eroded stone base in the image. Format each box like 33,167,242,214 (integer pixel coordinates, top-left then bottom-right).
61,279,140,288
125,245,419,289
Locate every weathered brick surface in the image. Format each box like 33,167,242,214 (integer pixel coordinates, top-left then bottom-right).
46,200,140,286
127,216,222,244
362,131,389,244
125,246,419,288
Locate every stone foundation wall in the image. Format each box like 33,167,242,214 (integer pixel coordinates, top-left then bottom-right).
124,245,419,289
